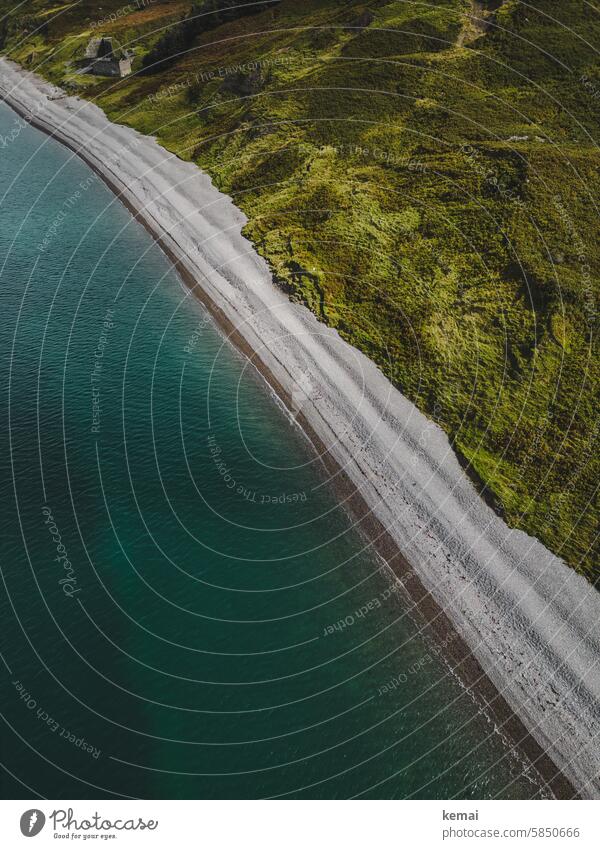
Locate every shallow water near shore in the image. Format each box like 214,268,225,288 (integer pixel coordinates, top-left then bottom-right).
0,100,543,799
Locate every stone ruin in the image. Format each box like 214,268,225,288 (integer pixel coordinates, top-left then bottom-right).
80,37,133,78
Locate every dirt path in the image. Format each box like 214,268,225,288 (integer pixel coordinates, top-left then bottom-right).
457,0,494,47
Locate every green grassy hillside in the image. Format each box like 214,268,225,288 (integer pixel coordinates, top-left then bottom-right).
1,0,598,578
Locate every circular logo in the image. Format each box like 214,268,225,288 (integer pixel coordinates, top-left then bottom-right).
19,810,46,837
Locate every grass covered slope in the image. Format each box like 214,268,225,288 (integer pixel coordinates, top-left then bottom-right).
2,0,598,578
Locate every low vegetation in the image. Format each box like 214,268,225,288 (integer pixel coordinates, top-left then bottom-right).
1,0,598,578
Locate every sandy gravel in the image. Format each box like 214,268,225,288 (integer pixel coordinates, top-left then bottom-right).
1,58,599,798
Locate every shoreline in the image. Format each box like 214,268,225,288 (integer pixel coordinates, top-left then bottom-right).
2,58,598,799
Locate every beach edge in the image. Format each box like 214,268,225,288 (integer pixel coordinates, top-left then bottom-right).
3,57,599,799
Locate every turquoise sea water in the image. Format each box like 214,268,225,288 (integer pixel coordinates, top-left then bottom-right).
0,101,541,799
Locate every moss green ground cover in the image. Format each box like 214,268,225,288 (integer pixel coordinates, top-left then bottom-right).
2,0,598,578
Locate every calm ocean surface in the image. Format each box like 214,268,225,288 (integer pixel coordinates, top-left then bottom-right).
0,101,541,799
